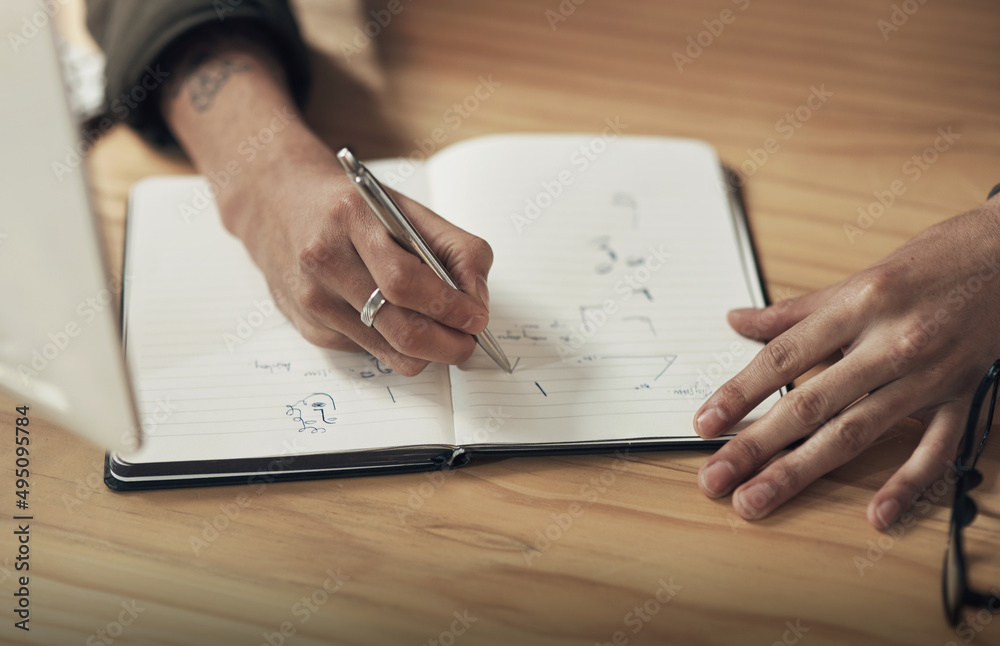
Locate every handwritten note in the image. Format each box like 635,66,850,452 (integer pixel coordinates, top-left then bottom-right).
122,170,454,465
123,138,781,467
425,135,780,446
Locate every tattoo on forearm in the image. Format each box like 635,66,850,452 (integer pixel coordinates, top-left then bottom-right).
177,52,252,113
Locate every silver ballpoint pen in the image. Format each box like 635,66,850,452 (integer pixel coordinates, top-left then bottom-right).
336,147,513,373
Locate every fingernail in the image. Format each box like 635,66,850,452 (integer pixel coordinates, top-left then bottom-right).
699,460,736,496
463,314,487,334
695,407,728,438
876,499,901,530
736,481,776,519
476,276,490,312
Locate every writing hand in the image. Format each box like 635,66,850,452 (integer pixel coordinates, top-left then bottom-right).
695,200,1000,529
160,25,492,376
231,156,493,376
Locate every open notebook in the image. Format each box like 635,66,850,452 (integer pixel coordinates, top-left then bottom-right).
107,134,782,489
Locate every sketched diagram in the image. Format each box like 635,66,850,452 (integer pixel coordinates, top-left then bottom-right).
286,393,337,433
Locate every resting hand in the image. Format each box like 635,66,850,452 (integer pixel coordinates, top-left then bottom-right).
695,199,1000,529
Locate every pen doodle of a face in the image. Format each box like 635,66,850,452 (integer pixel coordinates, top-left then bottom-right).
285,393,337,434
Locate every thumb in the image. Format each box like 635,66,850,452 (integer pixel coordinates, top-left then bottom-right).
392,191,495,311
729,285,837,340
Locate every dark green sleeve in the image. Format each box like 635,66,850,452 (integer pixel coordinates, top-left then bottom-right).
85,0,311,145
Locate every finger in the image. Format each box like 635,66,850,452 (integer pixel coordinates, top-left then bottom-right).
371,303,478,366
352,222,488,335
695,304,861,438
698,345,905,498
866,402,967,530
297,228,480,367
728,284,839,341
727,376,925,520
392,191,495,310
289,296,432,376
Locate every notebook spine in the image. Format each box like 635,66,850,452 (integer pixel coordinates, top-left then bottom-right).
437,447,471,469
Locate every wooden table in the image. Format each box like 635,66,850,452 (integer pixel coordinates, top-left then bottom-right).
5,0,1000,644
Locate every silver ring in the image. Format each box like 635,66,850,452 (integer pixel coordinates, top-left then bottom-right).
360,288,388,327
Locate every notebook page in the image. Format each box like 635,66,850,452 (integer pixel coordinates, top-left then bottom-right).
120,165,455,465
425,135,780,446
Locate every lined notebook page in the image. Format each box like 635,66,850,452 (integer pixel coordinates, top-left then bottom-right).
121,167,455,465
425,135,781,446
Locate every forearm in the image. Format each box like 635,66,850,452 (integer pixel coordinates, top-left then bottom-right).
155,24,492,376
160,25,327,236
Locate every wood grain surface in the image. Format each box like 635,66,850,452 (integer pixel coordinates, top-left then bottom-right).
4,0,1000,644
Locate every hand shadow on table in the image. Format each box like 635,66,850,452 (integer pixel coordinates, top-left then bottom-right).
301,6,415,162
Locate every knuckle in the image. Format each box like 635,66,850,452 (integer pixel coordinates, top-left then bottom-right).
770,463,801,493
739,303,777,338
829,415,870,457
449,337,478,364
393,357,429,377
296,284,329,316
732,432,768,467
713,381,751,421
379,260,420,303
891,321,936,362
298,240,338,275
902,320,940,349
385,314,427,357
916,431,959,466
785,387,828,428
836,268,892,318
333,189,368,220
854,264,899,301
760,336,800,380
299,325,350,351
